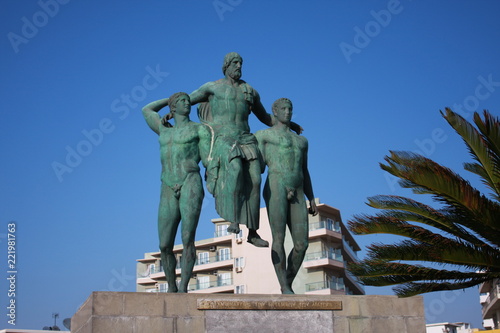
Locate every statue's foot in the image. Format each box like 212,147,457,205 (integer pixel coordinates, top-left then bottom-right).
281,288,295,295
227,222,240,234
167,287,178,293
247,232,269,248
177,288,187,293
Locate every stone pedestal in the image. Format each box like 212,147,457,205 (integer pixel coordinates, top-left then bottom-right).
71,292,425,333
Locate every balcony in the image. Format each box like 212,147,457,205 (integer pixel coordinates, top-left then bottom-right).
483,284,500,319
153,277,234,293
308,221,342,241
342,238,359,260
188,277,234,293
305,280,345,295
309,220,341,233
177,252,233,273
344,266,365,294
303,250,344,269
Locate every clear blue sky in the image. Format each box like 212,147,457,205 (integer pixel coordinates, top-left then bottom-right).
2,0,500,329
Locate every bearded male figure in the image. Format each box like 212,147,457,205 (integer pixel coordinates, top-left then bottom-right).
188,52,301,247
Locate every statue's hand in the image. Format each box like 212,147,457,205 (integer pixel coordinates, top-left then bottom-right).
161,113,173,128
291,122,303,135
308,200,318,216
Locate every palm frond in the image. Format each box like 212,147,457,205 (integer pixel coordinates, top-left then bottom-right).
393,279,490,297
349,260,493,282
363,195,486,245
366,240,500,270
349,110,500,296
381,151,500,233
442,108,500,199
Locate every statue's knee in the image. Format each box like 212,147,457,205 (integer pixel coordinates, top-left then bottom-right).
159,245,174,255
295,240,309,254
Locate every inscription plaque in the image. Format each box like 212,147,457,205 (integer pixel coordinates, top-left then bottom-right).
197,299,342,310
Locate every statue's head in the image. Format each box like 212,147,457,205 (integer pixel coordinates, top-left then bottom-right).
272,98,293,123
168,92,190,115
222,52,243,80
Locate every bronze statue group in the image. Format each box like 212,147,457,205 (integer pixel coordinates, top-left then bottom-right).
142,53,317,294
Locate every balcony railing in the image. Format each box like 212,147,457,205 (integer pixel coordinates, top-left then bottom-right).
150,265,163,275
154,277,233,293
342,238,358,259
177,252,232,269
345,267,365,293
304,250,343,262
188,277,233,291
309,220,341,233
305,280,345,292
482,284,500,309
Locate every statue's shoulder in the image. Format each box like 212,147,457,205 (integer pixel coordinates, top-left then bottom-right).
255,127,277,143
295,133,309,147
239,80,255,92
199,80,221,91
255,127,272,136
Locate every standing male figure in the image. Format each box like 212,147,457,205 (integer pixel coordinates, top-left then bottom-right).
255,98,318,294
142,92,210,292
188,52,301,247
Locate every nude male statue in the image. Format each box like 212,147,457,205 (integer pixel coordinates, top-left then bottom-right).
142,92,210,292
255,98,318,294
189,52,301,247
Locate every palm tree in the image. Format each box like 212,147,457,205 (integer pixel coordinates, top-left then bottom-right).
348,108,500,297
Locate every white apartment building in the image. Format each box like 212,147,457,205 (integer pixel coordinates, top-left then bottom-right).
136,199,365,296
480,279,500,330
425,322,476,333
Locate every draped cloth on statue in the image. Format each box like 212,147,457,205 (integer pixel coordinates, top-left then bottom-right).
200,106,260,230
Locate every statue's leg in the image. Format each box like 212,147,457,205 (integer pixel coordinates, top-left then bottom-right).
246,159,268,247
158,183,181,293
225,157,243,234
286,189,309,288
265,177,293,294
178,174,204,293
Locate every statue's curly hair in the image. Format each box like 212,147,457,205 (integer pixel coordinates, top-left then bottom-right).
272,98,292,114
168,92,190,112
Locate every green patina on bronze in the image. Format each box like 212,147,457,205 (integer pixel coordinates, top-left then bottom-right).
141,54,311,292
188,52,301,247
255,98,318,294
142,92,211,293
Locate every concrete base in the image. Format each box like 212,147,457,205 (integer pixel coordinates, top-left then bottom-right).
72,292,425,333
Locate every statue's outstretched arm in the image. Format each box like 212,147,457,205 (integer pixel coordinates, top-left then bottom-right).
189,83,212,105
250,91,273,127
198,124,212,168
142,98,169,134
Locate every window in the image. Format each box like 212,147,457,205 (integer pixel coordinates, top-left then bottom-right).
235,257,245,268
327,276,344,291
198,252,209,265
235,285,246,294
216,224,229,237
328,247,342,261
236,229,243,239
158,283,168,292
197,276,210,290
218,272,232,286
326,218,334,231
218,248,231,261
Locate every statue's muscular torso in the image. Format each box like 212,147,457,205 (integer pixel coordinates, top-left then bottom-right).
257,128,308,189
191,79,257,133
159,122,202,187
